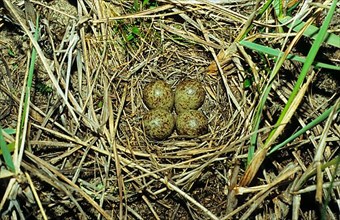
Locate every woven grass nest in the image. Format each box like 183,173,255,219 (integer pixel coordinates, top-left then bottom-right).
0,0,339,219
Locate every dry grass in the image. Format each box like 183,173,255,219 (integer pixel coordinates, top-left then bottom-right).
0,0,339,219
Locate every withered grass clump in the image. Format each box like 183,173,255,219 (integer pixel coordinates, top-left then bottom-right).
0,0,339,219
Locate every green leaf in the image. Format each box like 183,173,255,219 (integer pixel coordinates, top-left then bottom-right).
127,33,135,41
7,49,16,57
243,78,253,89
287,2,300,15
2,128,16,135
131,26,140,35
0,124,15,172
272,0,283,18
279,16,340,48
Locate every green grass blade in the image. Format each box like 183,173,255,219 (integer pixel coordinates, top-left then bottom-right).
242,0,274,40
247,47,287,164
247,81,273,164
279,16,340,48
2,128,16,135
245,0,302,164
247,0,337,166
240,40,340,71
272,0,283,18
0,141,15,155
14,16,40,172
22,19,39,129
268,104,340,155
265,0,338,147
247,32,302,164
0,125,15,172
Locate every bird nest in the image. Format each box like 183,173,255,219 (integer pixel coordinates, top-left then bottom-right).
0,0,339,219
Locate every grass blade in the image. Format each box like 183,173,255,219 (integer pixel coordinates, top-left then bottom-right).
242,0,338,186
279,16,340,48
264,0,338,148
268,103,340,155
13,15,40,172
246,17,313,165
240,40,340,71
0,125,15,172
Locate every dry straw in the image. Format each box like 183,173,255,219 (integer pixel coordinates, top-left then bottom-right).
0,0,339,219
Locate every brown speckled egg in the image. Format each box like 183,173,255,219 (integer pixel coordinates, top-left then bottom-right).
143,109,175,140
176,110,208,137
143,80,174,111
175,79,205,113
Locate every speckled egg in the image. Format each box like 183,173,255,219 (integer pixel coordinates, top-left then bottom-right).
176,110,208,137
143,80,174,111
175,79,205,113
143,109,175,140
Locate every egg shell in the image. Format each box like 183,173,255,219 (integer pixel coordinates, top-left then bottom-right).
175,79,205,113
143,109,175,140
143,80,174,111
176,110,208,137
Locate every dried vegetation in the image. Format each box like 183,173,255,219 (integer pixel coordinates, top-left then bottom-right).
0,0,339,219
